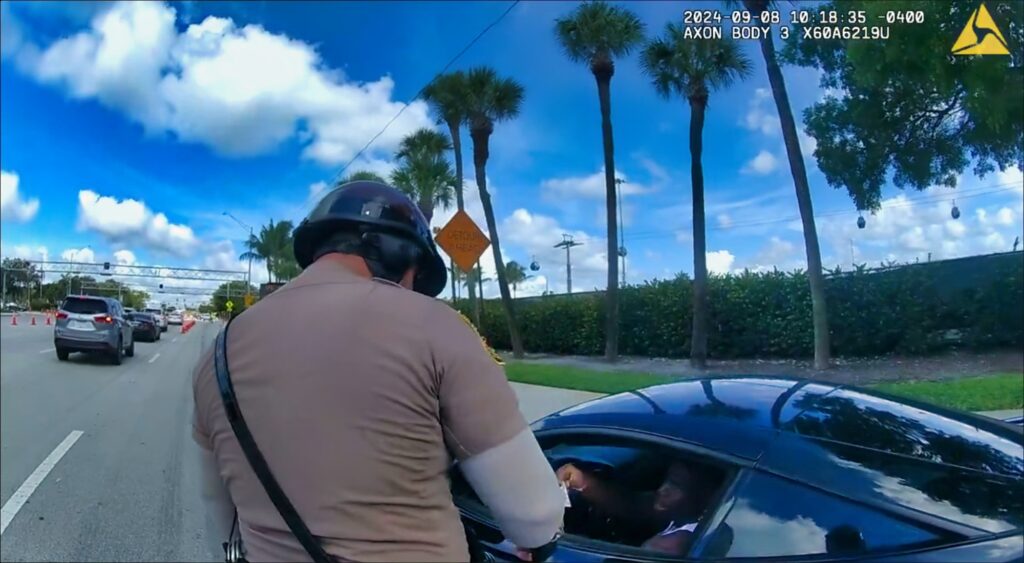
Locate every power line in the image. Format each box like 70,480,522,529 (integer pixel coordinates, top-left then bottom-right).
572,182,1021,245
329,1,521,186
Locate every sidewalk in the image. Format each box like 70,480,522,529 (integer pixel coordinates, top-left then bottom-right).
511,382,603,423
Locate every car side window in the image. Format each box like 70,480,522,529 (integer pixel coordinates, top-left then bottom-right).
697,472,946,559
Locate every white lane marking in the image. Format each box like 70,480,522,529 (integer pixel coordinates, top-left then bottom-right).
148,353,161,364
171,337,178,343
38,348,54,354
0,430,84,536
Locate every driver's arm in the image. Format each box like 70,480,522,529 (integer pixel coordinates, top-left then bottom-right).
559,464,656,524
434,308,563,550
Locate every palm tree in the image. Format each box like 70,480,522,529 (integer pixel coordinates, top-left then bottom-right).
336,170,386,186
734,0,831,370
423,71,470,211
463,66,527,358
271,225,301,282
391,128,457,223
641,29,752,369
555,1,644,363
241,219,296,283
504,260,530,298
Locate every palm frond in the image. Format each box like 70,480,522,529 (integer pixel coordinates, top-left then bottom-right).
555,1,645,63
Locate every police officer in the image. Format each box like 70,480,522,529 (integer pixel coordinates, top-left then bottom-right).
193,182,564,562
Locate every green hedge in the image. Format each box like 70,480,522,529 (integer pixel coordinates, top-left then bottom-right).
459,252,1024,359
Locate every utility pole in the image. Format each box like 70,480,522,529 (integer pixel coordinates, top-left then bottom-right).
554,234,583,294
224,212,254,302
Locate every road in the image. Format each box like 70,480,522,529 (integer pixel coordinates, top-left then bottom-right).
0,316,600,562
1,319,216,562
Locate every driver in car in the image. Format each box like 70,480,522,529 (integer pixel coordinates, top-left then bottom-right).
556,460,716,555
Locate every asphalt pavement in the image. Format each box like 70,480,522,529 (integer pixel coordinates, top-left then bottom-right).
0,317,602,562
1,319,218,563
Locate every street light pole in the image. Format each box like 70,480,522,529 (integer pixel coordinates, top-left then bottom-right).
224,212,254,301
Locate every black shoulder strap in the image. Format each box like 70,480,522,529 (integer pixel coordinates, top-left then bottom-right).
214,317,334,563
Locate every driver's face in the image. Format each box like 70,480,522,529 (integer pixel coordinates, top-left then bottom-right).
653,480,686,513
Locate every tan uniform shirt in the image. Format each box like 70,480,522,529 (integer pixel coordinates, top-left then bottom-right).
192,259,527,562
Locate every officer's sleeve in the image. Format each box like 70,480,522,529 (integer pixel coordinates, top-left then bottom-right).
435,308,564,549
191,345,215,451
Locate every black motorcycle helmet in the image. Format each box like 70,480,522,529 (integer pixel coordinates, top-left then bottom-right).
293,181,447,297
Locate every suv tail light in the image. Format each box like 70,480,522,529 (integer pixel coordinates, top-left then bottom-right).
94,315,114,324
56,312,69,319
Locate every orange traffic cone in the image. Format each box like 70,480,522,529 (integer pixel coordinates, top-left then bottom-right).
46,315,52,325
10,314,17,326
31,316,37,326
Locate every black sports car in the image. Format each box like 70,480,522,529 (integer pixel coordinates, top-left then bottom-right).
454,376,1023,562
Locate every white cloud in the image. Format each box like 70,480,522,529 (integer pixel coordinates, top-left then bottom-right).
706,250,735,274
500,208,610,296
77,189,199,256
8,245,48,262
0,170,40,222
541,167,652,200
743,236,804,272
817,187,1024,268
995,207,1015,226
113,249,136,265
717,214,732,228
61,247,96,263
742,88,779,135
13,2,431,164
742,150,779,175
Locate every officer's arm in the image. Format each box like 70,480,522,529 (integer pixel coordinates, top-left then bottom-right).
436,311,564,550
192,349,236,559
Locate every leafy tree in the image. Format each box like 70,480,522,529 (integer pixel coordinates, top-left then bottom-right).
463,66,527,358
727,0,832,370
336,170,387,185
390,128,456,223
1,258,42,304
556,1,644,362
783,0,1023,212
423,71,471,211
641,30,752,368
504,260,530,298
210,281,257,313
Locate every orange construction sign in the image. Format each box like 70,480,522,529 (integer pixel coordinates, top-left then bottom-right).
434,210,491,273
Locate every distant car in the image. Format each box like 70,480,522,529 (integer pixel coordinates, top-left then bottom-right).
127,312,160,342
144,308,168,332
167,312,182,325
54,296,134,364
455,376,1024,563
2,302,26,312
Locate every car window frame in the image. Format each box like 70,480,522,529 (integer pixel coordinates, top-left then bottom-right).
455,426,752,562
60,296,109,315
689,468,967,562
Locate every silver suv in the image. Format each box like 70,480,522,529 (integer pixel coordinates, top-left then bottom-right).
54,296,135,364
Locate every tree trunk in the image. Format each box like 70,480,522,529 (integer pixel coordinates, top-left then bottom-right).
594,71,620,363
418,196,434,224
758,31,831,370
266,260,273,285
472,265,482,327
471,122,524,359
689,96,709,369
448,118,466,212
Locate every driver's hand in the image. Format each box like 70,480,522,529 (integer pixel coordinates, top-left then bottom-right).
556,463,590,492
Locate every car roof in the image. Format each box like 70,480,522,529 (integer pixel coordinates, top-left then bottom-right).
533,376,1023,477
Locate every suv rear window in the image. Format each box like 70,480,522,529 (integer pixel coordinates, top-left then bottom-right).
62,298,109,315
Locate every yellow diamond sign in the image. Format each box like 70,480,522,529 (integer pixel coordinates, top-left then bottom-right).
434,210,490,273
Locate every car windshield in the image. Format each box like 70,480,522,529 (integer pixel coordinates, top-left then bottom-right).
61,298,108,315
127,313,151,321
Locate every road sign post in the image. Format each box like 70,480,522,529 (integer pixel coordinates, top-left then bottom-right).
434,210,490,324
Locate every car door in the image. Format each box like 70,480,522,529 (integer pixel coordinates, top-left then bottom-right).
452,428,744,563
113,302,131,346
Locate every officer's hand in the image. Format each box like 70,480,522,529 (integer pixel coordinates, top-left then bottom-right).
556,463,589,492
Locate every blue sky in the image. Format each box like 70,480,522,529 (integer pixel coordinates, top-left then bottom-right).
1,0,1022,303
